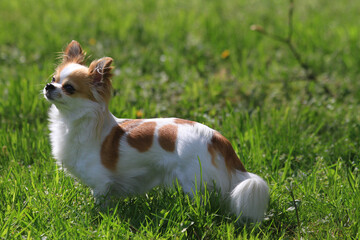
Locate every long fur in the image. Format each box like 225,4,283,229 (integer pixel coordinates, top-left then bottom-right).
44,40,269,222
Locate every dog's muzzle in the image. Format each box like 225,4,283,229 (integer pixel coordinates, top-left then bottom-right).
44,83,56,100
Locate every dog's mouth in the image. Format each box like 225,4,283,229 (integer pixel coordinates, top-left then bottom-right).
43,85,61,102
44,90,54,100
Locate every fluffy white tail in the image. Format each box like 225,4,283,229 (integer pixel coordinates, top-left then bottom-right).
230,172,269,222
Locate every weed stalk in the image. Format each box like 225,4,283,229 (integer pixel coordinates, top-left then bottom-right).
250,0,332,97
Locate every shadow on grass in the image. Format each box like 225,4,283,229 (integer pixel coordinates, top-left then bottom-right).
91,182,267,238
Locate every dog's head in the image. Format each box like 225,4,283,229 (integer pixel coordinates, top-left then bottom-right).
44,41,113,111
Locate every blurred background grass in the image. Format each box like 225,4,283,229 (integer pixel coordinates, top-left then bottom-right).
1,0,359,116
0,0,359,238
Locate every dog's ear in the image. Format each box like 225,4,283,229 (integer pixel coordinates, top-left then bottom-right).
63,40,85,64
89,57,113,83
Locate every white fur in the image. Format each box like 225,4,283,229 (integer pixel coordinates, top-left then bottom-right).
230,172,270,222
45,63,269,223
59,63,87,83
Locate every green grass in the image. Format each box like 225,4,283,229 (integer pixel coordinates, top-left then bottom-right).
1,0,360,238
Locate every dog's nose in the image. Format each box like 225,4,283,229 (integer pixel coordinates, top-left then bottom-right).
45,83,55,91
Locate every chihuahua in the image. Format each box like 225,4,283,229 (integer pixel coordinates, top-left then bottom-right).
43,40,269,222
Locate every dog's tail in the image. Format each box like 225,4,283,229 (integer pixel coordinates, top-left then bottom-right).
229,171,269,222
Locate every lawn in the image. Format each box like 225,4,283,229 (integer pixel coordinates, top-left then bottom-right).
0,0,359,239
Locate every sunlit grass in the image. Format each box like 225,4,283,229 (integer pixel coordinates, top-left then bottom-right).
0,0,359,238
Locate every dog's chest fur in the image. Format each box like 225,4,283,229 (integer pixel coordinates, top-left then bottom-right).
48,105,111,188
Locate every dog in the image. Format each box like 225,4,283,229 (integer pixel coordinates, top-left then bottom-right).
43,40,269,222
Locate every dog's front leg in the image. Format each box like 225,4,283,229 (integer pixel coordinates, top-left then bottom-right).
92,183,112,209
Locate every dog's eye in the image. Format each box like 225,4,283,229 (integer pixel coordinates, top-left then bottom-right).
52,76,56,83
63,84,75,94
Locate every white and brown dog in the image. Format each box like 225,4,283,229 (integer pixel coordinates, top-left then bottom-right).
43,40,269,222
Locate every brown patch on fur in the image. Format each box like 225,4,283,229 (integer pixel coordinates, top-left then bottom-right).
174,118,195,126
207,144,218,168
158,124,178,152
210,131,246,173
120,119,143,131
101,124,126,171
127,122,156,152
62,69,96,101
